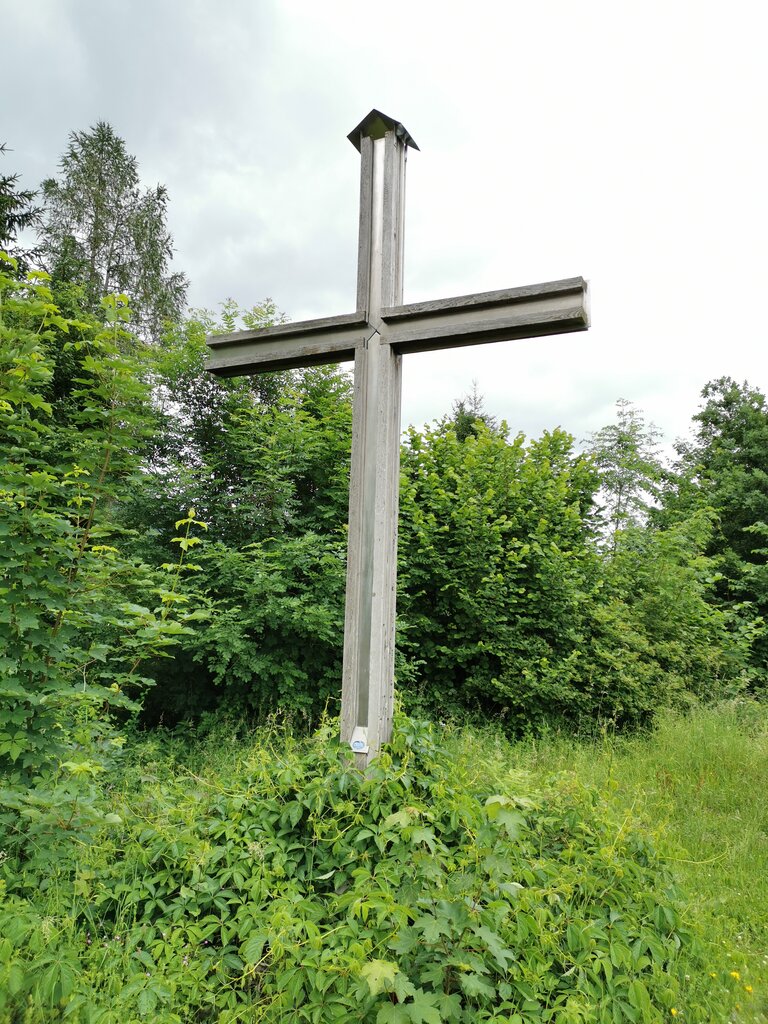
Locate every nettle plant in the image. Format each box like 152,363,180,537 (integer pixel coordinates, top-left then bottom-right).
0,253,206,785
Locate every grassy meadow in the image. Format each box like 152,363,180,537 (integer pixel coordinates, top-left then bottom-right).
1,701,766,1022
453,701,768,1021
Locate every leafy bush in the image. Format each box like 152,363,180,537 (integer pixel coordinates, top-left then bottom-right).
397,419,751,731
397,421,607,729
0,715,721,1022
178,532,347,722
125,315,355,724
602,514,753,702
0,257,207,779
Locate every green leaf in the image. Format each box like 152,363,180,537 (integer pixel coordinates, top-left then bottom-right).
404,991,442,1024
132,949,155,969
377,1005,410,1024
627,978,652,1018
360,959,399,996
459,972,496,1000
7,962,25,995
412,914,451,944
137,986,157,1015
484,795,525,839
473,924,515,970
241,934,267,965
393,974,418,1002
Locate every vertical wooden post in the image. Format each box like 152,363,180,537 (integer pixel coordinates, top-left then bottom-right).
205,110,588,766
340,126,407,763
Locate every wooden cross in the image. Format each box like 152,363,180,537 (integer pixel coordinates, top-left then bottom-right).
206,110,589,763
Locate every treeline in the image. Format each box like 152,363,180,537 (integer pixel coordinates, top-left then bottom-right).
2,126,768,781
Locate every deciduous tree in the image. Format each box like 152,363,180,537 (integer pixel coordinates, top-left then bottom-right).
0,258,202,776
586,399,665,549
663,377,768,680
39,123,187,339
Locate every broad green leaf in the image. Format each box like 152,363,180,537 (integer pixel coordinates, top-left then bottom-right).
377,1005,410,1024
404,991,442,1024
360,958,399,996
241,934,267,965
459,972,496,1000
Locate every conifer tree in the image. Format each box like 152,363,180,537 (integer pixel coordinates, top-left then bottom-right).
0,143,42,274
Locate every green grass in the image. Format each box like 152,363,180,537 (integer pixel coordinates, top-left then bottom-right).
450,700,768,1021
1,702,766,1022
123,700,768,1021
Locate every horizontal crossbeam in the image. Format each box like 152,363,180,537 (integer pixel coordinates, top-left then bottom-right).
380,277,589,354
206,278,589,377
206,311,369,376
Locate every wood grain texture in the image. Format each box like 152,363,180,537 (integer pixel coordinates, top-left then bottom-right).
355,135,374,315
339,129,407,763
381,277,587,320
205,313,368,376
386,307,589,355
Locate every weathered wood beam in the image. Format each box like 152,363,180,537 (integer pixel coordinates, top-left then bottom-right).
206,311,369,376
380,277,589,354
340,127,406,764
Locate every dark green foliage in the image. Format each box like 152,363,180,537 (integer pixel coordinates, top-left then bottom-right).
0,715,718,1022
178,533,347,722
449,381,498,442
130,354,752,730
0,144,42,275
39,123,187,340
119,306,355,724
398,419,605,729
597,514,751,706
661,377,768,681
135,307,352,549
670,378,768,569
397,413,750,730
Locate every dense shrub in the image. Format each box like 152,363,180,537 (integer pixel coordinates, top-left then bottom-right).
0,258,204,777
178,532,347,722
396,422,599,729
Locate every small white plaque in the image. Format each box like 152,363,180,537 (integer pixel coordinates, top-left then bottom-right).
350,726,369,754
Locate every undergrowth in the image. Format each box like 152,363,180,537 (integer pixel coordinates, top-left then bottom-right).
0,708,764,1022
450,700,768,1022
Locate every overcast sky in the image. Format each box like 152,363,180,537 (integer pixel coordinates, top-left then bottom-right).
4,0,766,450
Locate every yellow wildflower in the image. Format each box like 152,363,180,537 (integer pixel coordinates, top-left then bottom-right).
730,971,741,980
745,985,753,994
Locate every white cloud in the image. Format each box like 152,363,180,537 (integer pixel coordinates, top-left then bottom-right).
3,0,767,447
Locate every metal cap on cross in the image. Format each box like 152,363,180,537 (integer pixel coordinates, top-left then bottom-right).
206,110,589,764
347,109,419,152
